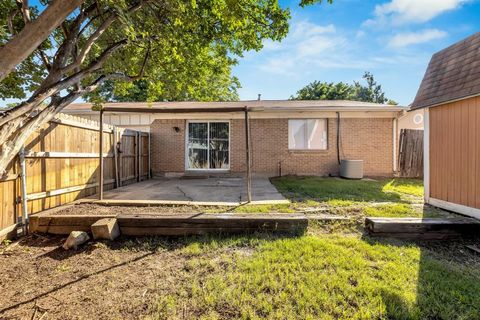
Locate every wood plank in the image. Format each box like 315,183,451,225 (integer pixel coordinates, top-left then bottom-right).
35,225,91,234
27,179,115,200
365,217,480,237
31,213,307,235
50,116,114,133
120,226,300,236
0,174,19,182
24,151,114,158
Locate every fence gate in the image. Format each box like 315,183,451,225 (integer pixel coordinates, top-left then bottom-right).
398,129,424,178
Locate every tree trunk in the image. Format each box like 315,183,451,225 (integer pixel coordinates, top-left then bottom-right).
0,77,106,176
0,93,79,175
0,0,85,82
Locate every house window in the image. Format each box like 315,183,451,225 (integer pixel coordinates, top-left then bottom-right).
288,119,328,150
187,121,230,170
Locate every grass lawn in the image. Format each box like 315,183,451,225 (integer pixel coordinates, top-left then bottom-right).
264,176,454,219
1,177,478,319
3,227,480,319
152,228,480,319
271,176,423,202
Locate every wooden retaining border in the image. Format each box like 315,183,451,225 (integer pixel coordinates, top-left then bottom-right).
30,213,308,236
84,199,291,207
365,217,480,240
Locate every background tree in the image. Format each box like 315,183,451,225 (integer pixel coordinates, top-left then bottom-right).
290,71,397,104
89,49,241,102
0,0,332,176
289,81,354,100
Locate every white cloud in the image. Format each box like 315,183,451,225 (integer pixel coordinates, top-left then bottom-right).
249,19,431,78
365,0,468,25
256,21,345,75
388,29,447,47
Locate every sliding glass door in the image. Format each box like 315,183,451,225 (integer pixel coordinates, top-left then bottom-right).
187,121,230,170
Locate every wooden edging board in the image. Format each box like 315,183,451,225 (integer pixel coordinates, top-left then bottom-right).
30,213,309,236
365,217,480,239
82,199,291,207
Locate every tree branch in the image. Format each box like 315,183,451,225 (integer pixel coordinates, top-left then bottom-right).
0,75,108,176
63,0,147,75
62,13,118,74
17,0,31,24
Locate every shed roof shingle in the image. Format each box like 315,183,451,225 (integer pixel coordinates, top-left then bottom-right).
411,32,480,109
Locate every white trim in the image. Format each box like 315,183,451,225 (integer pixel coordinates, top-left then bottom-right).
424,108,430,203
185,120,231,171
429,198,480,220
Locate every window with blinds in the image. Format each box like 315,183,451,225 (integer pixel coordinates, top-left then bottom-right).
288,119,328,150
187,121,230,170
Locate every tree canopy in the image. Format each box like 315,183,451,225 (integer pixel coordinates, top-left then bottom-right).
0,0,332,175
290,72,397,104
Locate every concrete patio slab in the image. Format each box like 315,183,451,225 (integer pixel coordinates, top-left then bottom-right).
92,177,289,206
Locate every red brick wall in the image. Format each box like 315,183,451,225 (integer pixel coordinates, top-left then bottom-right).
150,117,394,177
150,119,185,174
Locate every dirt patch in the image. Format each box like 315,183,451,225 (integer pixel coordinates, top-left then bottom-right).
49,203,234,216
0,234,198,319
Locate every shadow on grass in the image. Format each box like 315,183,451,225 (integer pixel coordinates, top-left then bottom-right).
1,231,304,315
362,234,480,319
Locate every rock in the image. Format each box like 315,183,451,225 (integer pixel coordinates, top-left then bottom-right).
91,218,120,240
62,231,90,250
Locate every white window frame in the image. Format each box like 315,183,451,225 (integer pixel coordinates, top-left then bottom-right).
288,119,328,150
185,120,231,171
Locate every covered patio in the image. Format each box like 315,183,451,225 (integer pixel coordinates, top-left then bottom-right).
92,177,289,206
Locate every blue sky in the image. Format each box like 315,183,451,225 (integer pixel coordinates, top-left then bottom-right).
234,0,480,105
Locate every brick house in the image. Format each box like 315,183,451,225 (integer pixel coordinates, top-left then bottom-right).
63,100,406,177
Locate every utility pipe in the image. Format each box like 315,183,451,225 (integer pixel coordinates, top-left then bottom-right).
336,112,341,165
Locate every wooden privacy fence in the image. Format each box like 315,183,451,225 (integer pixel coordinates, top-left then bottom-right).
0,113,150,239
398,129,424,178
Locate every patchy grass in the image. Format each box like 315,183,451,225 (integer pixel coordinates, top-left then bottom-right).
271,176,422,203
382,178,424,197
154,231,480,320
3,226,480,319
231,203,295,214
270,176,452,219
364,203,417,218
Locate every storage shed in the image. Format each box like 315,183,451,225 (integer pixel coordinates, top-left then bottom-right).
411,32,480,219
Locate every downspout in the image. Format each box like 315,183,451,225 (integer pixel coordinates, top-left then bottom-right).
19,146,29,235
336,112,341,165
392,115,398,173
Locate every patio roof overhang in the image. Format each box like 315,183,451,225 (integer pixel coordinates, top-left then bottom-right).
97,106,254,203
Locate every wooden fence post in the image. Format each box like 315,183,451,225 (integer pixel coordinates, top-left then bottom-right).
98,109,104,200
136,131,140,182
148,132,151,179
113,126,119,188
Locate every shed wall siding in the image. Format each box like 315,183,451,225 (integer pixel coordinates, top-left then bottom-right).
429,96,480,209
150,117,394,177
